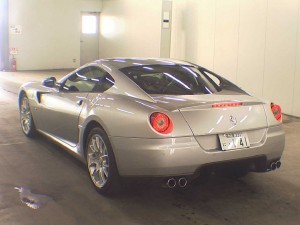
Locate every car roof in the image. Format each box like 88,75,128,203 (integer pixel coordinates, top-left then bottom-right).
80,58,198,103
94,58,194,70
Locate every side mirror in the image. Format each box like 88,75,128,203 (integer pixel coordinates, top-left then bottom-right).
42,77,56,88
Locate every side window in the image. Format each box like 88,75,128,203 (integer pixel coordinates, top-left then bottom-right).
62,67,95,92
61,66,114,93
90,67,115,92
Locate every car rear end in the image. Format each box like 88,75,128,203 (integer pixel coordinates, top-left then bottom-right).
109,60,285,182
179,96,284,172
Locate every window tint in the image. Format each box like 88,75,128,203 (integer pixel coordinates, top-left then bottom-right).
120,65,245,95
62,66,115,93
120,65,223,95
198,67,247,94
90,67,115,92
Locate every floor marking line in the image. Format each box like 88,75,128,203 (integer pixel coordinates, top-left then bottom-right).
0,142,27,146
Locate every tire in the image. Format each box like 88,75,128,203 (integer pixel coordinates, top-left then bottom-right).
86,127,121,195
215,162,249,179
19,94,37,138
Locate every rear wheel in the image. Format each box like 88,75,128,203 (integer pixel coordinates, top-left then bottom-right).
86,127,121,195
20,94,36,138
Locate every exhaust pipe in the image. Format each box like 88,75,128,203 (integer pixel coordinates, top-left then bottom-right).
270,162,277,171
269,161,282,171
276,161,281,169
178,177,188,188
166,178,176,188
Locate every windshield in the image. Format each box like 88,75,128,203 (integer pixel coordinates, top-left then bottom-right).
120,65,244,95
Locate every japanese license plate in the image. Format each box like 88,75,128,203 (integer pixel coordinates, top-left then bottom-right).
218,132,250,151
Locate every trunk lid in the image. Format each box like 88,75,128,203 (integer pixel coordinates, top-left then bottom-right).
153,94,267,135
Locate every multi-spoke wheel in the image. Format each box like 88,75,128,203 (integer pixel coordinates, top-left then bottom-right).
20,94,36,137
86,127,120,195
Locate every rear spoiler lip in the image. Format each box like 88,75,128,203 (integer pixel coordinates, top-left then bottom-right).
178,101,265,111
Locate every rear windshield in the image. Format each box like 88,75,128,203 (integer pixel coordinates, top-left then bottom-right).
120,65,244,95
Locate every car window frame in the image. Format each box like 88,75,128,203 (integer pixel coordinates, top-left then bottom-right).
120,65,219,95
59,66,115,93
120,64,247,95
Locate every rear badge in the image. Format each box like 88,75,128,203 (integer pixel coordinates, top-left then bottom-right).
229,115,237,126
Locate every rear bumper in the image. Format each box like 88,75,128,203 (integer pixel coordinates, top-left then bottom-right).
110,125,285,176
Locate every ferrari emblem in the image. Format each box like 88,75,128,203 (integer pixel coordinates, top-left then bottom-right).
230,115,237,126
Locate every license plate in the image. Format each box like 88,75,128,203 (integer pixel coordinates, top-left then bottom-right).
218,132,250,151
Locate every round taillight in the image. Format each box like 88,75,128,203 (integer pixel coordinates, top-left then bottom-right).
150,112,173,134
271,103,282,122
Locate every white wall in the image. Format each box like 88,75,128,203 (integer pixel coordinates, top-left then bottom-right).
171,0,300,117
8,0,300,117
9,0,102,70
99,0,162,58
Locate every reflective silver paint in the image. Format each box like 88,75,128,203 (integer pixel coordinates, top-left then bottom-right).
110,125,284,176
18,58,285,177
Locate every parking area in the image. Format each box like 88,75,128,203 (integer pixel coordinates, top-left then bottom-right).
0,71,300,225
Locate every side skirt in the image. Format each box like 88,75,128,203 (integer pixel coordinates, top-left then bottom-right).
37,130,85,163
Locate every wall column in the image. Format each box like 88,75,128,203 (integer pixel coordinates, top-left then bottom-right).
160,0,172,58
0,0,9,71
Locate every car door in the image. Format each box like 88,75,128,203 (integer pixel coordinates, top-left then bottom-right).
37,67,96,145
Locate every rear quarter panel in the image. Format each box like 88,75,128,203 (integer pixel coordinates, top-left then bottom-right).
80,93,193,138
263,102,284,127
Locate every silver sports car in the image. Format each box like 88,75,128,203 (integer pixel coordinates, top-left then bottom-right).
18,58,285,195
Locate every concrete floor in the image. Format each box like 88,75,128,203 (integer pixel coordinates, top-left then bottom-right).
0,70,299,225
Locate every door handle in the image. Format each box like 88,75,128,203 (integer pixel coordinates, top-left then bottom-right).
77,99,83,106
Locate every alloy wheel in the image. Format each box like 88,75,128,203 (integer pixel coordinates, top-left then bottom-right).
20,96,32,135
87,134,110,188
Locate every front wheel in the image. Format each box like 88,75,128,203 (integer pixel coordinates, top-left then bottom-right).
20,94,37,138
86,127,121,195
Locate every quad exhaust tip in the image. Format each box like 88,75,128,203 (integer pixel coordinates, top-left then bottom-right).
178,177,188,188
166,178,176,188
276,161,281,169
269,161,281,171
166,177,188,188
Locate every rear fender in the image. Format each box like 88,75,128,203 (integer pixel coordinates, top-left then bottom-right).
79,93,194,139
